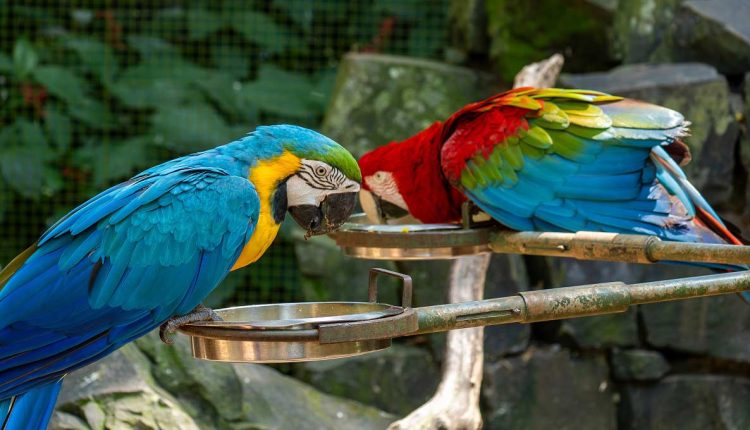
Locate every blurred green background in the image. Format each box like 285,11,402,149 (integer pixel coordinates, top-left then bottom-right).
0,0,450,305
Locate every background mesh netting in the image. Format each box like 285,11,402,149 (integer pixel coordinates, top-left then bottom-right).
0,1,448,305
0,0,447,303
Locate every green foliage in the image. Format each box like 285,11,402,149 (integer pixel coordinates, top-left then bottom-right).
485,0,616,80
0,1,448,305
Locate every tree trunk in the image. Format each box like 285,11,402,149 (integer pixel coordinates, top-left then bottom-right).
388,53,565,430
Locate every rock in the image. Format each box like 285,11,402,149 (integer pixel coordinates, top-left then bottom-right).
549,259,643,348
561,63,739,207
54,344,201,430
612,0,685,63
640,292,750,362
296,344,440,416
549,259,750,362
138,332,396,429
559,309,639,349
620,375,750,429
322,53,497,158
611,349,670,381
135,331,244,425
233,362,395,430
612,0,750,75
55,332,395,429
484,254,531,359
674,0,750,75
482,346,616,430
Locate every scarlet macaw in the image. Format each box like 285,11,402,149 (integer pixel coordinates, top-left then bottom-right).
0,125,361,429
358,87,747,284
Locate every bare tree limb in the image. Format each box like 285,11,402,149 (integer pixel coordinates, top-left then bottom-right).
388,53,565,430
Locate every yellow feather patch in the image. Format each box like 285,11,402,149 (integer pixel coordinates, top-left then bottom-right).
232,151,301,270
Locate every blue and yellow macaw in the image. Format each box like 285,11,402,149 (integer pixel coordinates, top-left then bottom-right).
0,125,361,429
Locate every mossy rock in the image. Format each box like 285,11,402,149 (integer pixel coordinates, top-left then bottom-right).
322,53,498,158
55,332,395,429
482,346,616,430
295,344,440,416
612,0,686,63
611,349,670,381
561,63,739,207
620,375,750,429
674,1,750,76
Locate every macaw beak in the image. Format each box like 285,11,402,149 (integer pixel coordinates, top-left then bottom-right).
359,189,410,224
289,192,358,238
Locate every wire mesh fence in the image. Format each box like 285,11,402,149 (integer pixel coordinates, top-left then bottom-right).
0,1,449,305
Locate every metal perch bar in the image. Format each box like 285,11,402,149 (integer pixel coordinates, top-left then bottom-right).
316,271,750,342
489,230,750,265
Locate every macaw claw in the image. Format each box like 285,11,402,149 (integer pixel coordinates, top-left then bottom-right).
159,304,223,345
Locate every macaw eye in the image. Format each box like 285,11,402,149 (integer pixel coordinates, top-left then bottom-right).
373,172,386,182
315,166,327,176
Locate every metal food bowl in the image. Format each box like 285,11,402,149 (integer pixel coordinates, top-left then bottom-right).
179,269,417,363
328,213,496,260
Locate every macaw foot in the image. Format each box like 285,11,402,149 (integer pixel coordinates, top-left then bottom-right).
159,304,223,345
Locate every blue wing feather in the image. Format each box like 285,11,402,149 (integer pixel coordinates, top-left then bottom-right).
452,95,739,255
0,165,259,401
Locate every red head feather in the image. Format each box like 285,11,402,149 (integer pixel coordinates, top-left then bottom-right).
359,122,466,223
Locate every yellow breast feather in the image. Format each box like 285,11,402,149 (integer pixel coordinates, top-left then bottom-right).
232,151,301,270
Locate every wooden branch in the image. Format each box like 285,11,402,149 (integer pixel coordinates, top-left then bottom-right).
388,53,565,430
513,53,564,88
387,254,490,430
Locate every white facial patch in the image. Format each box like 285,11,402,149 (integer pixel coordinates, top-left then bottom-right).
364,171,408,210
286,159,360,207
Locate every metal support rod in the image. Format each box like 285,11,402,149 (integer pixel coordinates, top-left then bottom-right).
410,271,750,336
489,230,750,265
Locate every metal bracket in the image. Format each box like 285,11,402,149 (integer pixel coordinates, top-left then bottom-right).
368,268,413,308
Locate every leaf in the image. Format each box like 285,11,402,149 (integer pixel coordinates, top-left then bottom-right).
272,0,315,30
194,71,257,123
375,0,424,19
409,21,445,57
211,44,249,79
187,8,225,39
110,61,204,108
242,64,319,118
230,11,305,53
0,177,10,223
126,35,179,61
12,39,39,79
152,103,236,153
33,66,90,103
64,37,119,85
73,136,154,186
69,98,116,130
44,105,72,152
0,53,12,74
0,120,54,198
310,68,338,111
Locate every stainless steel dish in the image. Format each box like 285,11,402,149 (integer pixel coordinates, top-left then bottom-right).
179,269,417,362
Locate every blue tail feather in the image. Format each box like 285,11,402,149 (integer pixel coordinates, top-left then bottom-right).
1,378,63,430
